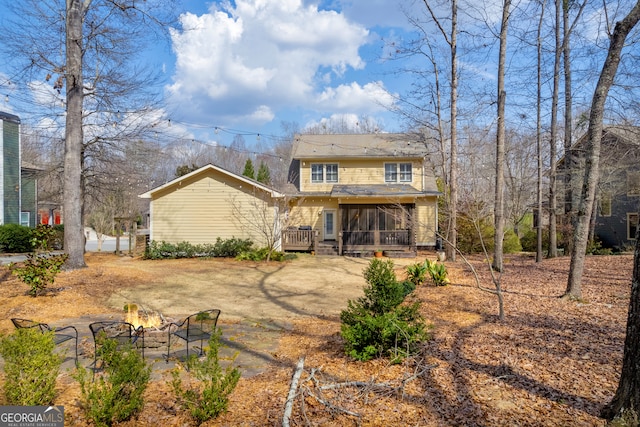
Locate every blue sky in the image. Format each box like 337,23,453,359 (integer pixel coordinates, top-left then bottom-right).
159,0,423,144
3,0,633,151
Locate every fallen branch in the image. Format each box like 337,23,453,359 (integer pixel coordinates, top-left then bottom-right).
282,356,305,427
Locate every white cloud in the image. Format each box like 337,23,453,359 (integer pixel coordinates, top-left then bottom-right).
166,0,394,128
315,81,396,112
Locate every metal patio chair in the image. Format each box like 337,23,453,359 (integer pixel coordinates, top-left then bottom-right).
89,321,144,370
166,309,220,362
11,318,79,364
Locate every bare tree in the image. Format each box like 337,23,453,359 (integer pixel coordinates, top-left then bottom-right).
229,190,286,262
493,0,511,279
535,0,546,263
1,0,176,269
565,2,640,299
420,0,459,262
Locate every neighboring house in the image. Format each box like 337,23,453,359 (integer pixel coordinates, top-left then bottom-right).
559,125,640,250
139,164,285,248
0,111,24,226
283,133,440,256
20,161,41,227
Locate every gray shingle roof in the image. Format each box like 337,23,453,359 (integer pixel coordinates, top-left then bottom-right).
331,184,435,197
292,133,427,159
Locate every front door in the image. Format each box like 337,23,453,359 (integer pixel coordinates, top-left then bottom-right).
324,210,336,240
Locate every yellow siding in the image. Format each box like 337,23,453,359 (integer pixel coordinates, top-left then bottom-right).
150,170,275,247
287,198,339,240
415,198,437,246
299,158,424,192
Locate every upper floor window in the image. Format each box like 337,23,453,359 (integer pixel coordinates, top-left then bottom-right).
311,163,338,183
385,163,412,183
599,193,612,217
627,171,640,196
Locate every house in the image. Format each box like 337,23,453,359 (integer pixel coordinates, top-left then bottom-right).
283,133,440,256
0,111,24,226
20,161,40,227
139,164,285,248
559,125,640,250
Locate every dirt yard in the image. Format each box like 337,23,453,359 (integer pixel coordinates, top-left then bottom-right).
0,252,634,426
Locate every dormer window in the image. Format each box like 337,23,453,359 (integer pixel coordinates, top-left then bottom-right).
311,163,339,183
385,163,412,183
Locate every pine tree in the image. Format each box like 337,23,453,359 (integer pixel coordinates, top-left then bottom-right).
242,159,255,180
256,161,271,184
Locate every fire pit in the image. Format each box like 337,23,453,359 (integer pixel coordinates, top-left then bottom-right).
123,303,173,351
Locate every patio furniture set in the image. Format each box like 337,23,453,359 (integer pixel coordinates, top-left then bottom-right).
10,309,221,368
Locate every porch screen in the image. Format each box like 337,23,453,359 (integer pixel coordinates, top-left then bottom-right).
341,204,413,246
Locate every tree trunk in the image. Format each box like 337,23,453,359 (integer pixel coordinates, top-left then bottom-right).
493,0,510,275
562,0,574,257
547,0,562,259
602,214,640,419
535,1,546,263
448,0,458,263
565,1,640,299
63,0,87,269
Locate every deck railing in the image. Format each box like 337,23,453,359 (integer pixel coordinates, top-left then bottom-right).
282,228,315,251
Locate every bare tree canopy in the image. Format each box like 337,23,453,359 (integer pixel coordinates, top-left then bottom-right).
1,0,177,269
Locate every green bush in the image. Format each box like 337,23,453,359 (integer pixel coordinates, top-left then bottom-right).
144,238,253,260
75,336,151,427
171,328,241,424
457,215,522,254
586,238,613,255
340,258,428,362
10,253,68,297
0,224,33,253
0,328,61,405
31,224,59,251
425,259,450,286
503,228,522,253
236,247,286,261
406,262,427,287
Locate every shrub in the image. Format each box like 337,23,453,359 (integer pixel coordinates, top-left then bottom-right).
0,224,33,253
340,258,428,362
425,259,450,286
406,262,427,287
236,247,286,261
171,328,241,424
503,228,522,253
75,336,151,427
0,328,61,405
31,224,58,251
10,253,68,297
144,238,254,259
586,238,613,255
213,237,253,258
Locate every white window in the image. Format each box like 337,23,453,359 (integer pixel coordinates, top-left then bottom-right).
399,163,412,182
20,212,30,227
311,163,339,183
326,164,338,183
385,163,412,183
311,164,324,183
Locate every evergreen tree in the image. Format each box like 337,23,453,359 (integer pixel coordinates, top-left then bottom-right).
242,159,255,180
256,161,271,184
